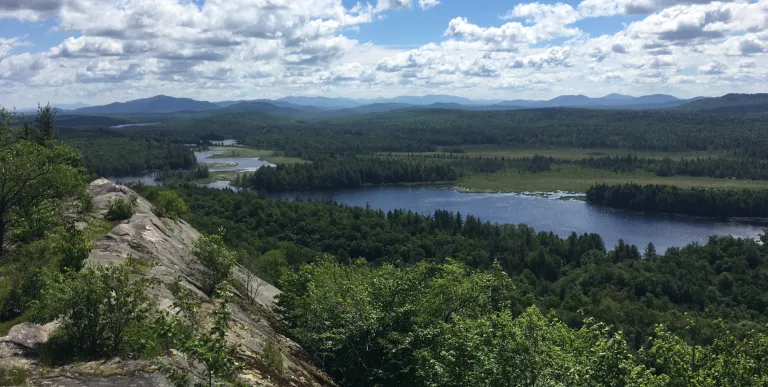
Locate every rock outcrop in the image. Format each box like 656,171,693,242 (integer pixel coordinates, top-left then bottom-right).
0,179,332,387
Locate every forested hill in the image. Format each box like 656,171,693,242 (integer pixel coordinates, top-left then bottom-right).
122,108,768,158
676,93,768,114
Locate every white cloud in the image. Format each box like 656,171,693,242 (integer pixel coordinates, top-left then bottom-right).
444,15,580,49
588,72,625,83
419,0,440,10
1,0,768,106
698,60,728,74
578,0,748,17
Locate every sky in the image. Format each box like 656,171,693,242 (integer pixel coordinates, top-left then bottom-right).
0,0,767,107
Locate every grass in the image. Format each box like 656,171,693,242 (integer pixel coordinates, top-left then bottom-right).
84,218,113,242
457,165,768,193
0,366,28,386
382,147,726,161
208,147,309,165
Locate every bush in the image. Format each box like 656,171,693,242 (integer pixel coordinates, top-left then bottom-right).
33,261,154,362
263,342,285,374
59,227,92,272
0,366,28,386
105,198,133,221
154,190,188,220
156,295,243,387
194,234,236,296
76,187,94,215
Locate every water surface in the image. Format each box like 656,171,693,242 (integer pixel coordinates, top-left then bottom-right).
195,150,274,172
270,185,766,251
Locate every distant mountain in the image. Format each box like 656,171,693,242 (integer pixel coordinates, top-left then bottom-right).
548,94,592,106
18,102,90,113
628,94,680,105
218,100,327,116
373,95,503,106
279,95,503,108
601,93,634,100
278,96,359,109
55,115,135,127
74,95,219,114
338,103,415,115
58,102,90,110
675,94,768,114
215,99,307,109
496,94,690,109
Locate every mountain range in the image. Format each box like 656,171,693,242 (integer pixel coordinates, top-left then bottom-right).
43,93,768,117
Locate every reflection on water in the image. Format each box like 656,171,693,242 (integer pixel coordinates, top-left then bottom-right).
107,141,766,251
270,185,766,251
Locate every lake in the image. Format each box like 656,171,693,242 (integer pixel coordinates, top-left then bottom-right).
270,185,766,252
108,146,766,251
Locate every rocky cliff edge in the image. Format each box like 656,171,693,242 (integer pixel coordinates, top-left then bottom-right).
0,178,333,387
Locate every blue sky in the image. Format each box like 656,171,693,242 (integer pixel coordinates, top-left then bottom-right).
341,0,639,47
0,0,766,106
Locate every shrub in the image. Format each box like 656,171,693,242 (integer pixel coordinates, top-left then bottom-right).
156,295,243,387
76,187,94,215
58,227,92,272
263,342,285,374
194,234,236,296
33,261,154,362
0,366,28,386
105,198,133,221
154,190,188,220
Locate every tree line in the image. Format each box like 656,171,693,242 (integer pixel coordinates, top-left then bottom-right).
66,137,198,177
111,108,768,159
579,154,768,180
135,183,768,349
587,183,768,217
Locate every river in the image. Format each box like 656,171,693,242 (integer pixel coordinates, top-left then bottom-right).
108,148,766,252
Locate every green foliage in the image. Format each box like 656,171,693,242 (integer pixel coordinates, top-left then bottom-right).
105,198,134,221
242,156,464,190
156,289,243,387
419,309,661,387
278,258,513,386
58,227,92,273
76,186,94,215
646,319,768,386
254,249,287,285
194,234,237,296
33,261,155,362
136,184,768,350
0,107,83,254
0,366,28,386
280,259,768,387
185,296,243,387
0,215,88,322
153,190,188,219
587,183,768,217
263,342,285,374
63,136,198,177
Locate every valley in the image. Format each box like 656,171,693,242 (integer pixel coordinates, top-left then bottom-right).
5,93,768,386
